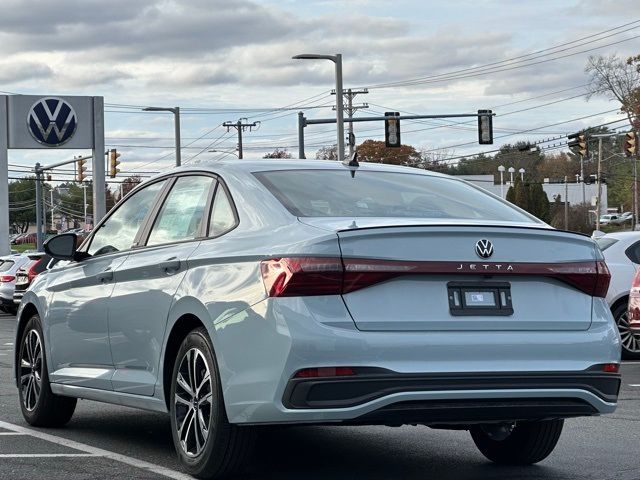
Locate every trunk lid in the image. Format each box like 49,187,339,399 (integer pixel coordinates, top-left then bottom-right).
334,224,601,332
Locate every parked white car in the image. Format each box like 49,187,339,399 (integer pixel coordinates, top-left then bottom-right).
599,214,620,226
594,231,640,359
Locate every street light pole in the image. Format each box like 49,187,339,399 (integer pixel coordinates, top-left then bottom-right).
519,168,525,181
142,106,181,167
508,166,515,185
498,165,505,198
293,53,345,162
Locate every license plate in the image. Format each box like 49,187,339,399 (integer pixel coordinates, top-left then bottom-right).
447,282,513,316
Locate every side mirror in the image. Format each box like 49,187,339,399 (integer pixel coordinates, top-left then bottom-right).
44,233,78,261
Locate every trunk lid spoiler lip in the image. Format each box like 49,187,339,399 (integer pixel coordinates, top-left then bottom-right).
333,223,589,238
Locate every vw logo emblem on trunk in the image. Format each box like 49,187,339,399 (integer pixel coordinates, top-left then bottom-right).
475,239,494,259
27,97,77,147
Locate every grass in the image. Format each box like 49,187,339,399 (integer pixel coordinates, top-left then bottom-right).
12,243,36,253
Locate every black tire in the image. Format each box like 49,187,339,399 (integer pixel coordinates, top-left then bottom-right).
612,302,640,360
470,419,564,465
18,315,77,427
169,327,255,479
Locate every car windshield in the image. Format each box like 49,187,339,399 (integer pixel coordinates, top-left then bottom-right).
254,169,538,222
595,237,619,251
0,260,12,272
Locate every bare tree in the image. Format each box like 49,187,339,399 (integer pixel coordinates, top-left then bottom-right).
585,54,640,128
263,148,292,159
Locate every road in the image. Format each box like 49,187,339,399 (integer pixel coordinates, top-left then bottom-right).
0,311,638,480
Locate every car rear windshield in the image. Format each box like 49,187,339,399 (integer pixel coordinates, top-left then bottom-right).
595,237,618,251
254,169,537,222
0,260,14,272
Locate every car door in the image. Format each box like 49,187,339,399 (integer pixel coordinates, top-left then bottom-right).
108,174,217,395
47,179,168,390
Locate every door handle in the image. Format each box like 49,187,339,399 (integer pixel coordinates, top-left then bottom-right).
159,258,181,274
96,269,113,283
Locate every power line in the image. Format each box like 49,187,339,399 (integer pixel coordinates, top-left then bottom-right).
362,20,640,89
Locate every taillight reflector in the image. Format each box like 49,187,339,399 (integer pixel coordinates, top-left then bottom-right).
628,270,640,329
294,367,356,378
602,363,619,373
0,275,15,283
260,257,611,298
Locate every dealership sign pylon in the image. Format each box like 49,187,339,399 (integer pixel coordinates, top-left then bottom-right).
0,95,105,255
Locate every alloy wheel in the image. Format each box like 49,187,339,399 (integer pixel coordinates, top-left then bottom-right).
618,311,640,353
20,329,43,412
174,348,213,458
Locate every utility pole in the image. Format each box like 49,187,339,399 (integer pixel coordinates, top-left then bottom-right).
82,183,88,228
596,138,603,231
632,157,638,231
564,176,568,230
333,88,368,157
223,119,259,159
34,163,43,251
50,188,54,233
580,154,586,206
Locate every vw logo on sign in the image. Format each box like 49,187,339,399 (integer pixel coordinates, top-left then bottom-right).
475,239,494,259
27,97,77,147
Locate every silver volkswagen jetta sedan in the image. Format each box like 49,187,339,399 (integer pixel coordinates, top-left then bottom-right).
14,159,621,478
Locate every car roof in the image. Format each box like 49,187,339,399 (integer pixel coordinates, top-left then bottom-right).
601,231,640,239
147,158,452,180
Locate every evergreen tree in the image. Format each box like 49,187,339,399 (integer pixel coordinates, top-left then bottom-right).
513,177,530,211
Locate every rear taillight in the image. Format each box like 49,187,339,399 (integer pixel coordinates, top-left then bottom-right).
628,269,640,330
0,275,15,283
260,257,343,297
260,257,612,298
27,259,43,282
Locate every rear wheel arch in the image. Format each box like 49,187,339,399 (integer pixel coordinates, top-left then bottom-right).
162,313,208,410
14,303,40,386
610,295,629,315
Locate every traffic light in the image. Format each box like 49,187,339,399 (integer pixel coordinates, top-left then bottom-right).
625,131,638,157
568,132,588,157
384,112,401,148
109,149,121,178
477,109,493,144
76,157,87,182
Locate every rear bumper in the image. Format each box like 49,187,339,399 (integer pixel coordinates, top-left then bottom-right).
283,368,621,410
212,297,622,425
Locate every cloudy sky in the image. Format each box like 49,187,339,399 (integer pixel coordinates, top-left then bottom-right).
2,0,639,180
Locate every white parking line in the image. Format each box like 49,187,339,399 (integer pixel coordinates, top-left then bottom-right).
0,420,192,480
0,454,95,458
0,432,27,435
630,384,640,387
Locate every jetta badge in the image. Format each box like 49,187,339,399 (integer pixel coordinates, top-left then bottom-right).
27,97,77,147
475,239,494,259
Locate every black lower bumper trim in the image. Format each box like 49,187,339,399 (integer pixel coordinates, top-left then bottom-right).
284,369,620,410
348,398,598,426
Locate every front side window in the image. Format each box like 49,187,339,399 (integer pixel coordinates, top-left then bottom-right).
147,176,215,246
88,180,166,256
254,169,539,223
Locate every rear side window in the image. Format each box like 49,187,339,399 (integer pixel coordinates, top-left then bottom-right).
254,170,537,222
208,186,237,237
147,176,215,246
0,260,14,272
626,240,640,264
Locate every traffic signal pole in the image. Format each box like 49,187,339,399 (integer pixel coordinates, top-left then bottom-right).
297,111,494,159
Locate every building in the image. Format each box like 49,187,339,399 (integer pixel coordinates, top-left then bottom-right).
457,175,608,215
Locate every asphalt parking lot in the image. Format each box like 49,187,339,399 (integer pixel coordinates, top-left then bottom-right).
0,311,638,480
